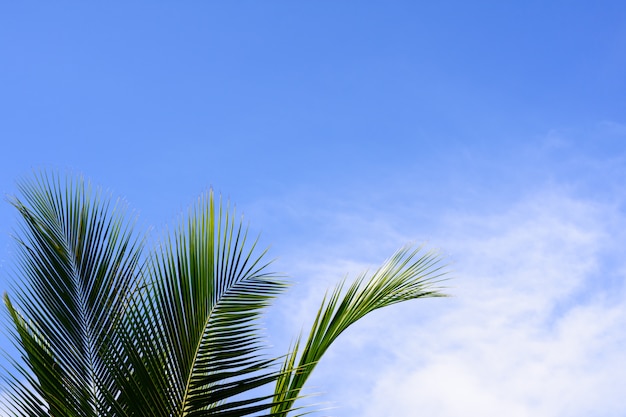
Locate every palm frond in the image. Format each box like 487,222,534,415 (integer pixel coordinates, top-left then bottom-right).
3,172,144,417
271,246,448,416
118,191,289,416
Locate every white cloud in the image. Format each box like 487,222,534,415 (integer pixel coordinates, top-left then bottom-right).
272,187,626,416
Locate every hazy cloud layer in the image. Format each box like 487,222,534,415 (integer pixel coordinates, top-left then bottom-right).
272,187,626,416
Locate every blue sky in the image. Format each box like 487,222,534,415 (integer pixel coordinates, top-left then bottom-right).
1,2,626,416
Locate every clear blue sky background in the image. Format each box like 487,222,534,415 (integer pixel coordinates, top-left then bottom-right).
1,2,626,416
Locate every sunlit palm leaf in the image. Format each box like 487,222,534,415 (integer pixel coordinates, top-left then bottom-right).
119,192,289,416
271,246,448,416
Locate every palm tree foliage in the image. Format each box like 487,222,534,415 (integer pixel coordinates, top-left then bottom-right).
2,173,448,416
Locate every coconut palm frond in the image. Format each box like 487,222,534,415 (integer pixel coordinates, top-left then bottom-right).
118,192,289,416
3,172,144,417
272,246,448,416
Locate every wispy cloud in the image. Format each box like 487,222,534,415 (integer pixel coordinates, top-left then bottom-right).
358,191,625,416
269,186,626,416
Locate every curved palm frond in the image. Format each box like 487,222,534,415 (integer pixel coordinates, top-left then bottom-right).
3,172,144,417
271,246,448,416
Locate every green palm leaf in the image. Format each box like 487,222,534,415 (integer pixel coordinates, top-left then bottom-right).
271,246,447,416
113,192,289,416
4,173,144,416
